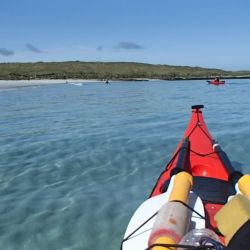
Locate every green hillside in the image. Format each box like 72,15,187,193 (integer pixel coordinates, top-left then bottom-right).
0,61,249,80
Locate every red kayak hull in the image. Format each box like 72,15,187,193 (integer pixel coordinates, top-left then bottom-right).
207,80,225,85
149,105,238,235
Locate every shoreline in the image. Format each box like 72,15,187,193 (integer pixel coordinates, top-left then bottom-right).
0,79,104,89
0,76,250,89
0,79,159,89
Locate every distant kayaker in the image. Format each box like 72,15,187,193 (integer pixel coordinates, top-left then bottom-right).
215,77,220,82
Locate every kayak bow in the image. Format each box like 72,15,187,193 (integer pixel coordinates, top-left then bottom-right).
121,105,243,250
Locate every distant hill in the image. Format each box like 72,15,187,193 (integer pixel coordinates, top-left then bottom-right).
0,61,249,80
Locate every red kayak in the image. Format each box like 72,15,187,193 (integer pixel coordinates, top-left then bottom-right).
207,80,225,85
150,105,241,230
121,105,243,250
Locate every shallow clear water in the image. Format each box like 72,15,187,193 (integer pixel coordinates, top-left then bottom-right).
1,80,250,250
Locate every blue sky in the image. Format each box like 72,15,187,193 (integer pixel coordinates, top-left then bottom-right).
0,0,250,70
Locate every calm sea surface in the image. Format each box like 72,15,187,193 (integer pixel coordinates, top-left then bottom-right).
1,80,250,250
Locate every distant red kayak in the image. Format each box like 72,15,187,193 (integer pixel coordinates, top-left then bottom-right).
207,80,225,85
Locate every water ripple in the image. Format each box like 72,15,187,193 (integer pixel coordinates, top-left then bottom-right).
1,80,250,249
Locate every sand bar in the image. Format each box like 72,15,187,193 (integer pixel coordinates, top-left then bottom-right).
0,79,103,89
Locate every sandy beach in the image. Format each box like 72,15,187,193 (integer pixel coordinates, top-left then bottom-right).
0,79,103,89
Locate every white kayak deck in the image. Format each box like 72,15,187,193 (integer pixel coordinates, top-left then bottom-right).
122,177,205,250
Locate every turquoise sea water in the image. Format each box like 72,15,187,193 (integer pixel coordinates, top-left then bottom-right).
1,80,250,250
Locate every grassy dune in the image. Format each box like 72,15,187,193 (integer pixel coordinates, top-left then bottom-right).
0,61,249,80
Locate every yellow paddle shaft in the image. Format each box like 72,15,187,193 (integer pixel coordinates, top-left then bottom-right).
238,174,250,198
168,172,193,203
